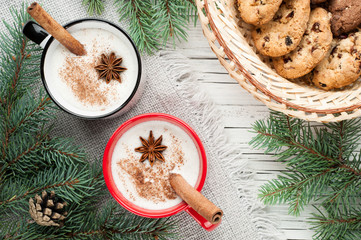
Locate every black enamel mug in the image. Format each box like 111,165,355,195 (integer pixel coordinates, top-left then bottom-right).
23,18,145,119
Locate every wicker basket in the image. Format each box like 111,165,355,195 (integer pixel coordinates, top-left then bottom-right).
196,0,361,122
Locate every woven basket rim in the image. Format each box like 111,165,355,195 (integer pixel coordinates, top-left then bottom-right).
203,0,361,115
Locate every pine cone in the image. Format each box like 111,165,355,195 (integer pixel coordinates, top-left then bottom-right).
29,191,68,227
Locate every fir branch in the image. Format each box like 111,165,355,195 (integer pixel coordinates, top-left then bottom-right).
0,6,43,161
110,0,196,54
66,201,177,239
42,136,87,166
7,96,53,137
251,111,361,238
0,131,48,181
82,0,105,16
0,164,91,209
153,0,195,46
311,203,361,240
251,113,361,176
324,119,361,162
259,169,335,215
339,163,361,176
0,38,29,158
115,0,159,54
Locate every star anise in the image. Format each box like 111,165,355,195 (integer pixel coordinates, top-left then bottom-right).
94,52,127,84
135,131,167,167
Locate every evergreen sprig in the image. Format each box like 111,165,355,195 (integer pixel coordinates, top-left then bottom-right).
251,111,361,239
0,5,176,239
83,0,197,54
115,0,159,54
311,202,361,240
82,0,105,16
152,0,196,46
66,201,176,240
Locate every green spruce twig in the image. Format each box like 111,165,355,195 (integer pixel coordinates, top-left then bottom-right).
153,0,196,47
110,0,197,54
311,202,361,240
251,111,361,239
82,0,105,16
66,201,177,239
115,0,159,55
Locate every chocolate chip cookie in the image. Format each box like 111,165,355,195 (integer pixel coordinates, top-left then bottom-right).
312,32,361,90
252,0,311,57
237,0,283,26
312,0,327,4
329,0,361,36
273,8,333,79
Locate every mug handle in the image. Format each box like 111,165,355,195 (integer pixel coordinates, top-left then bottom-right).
22,21,51,48
185,206,221,231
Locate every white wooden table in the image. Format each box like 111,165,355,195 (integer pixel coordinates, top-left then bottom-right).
178,25,315,240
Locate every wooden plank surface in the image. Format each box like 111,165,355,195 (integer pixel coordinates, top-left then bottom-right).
177,25,315,240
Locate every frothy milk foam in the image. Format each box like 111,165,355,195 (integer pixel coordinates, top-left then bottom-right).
43,26,139,117
111,120,201,210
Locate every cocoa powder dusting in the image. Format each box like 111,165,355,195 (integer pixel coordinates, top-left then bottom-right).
117,133,186,203
59,39,118,107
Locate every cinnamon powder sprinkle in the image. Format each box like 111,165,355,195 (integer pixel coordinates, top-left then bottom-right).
117,133,185,203
59,40,117,107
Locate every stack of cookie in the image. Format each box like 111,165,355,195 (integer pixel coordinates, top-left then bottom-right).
238,0,361,91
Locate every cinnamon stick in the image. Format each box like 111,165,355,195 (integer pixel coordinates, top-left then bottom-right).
27,2,86,56
169,173,223,224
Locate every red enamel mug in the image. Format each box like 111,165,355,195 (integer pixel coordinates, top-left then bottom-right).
103,113,221,231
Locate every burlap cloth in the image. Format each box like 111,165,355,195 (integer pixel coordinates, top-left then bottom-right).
0,1,284,239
